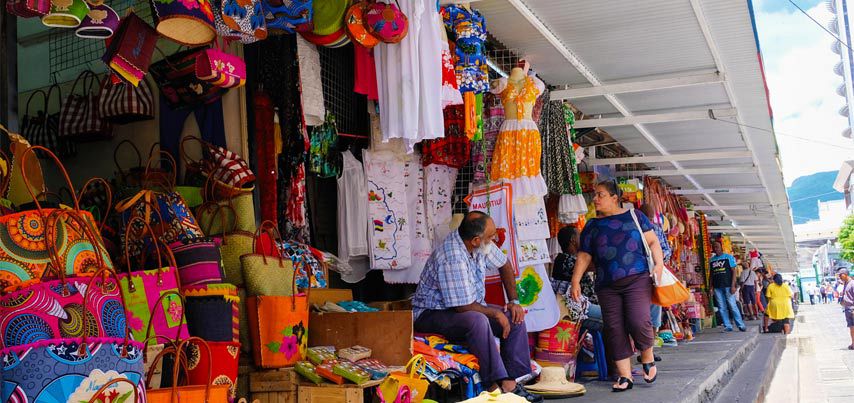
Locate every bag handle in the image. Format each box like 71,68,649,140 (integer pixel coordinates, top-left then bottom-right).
179,135,209,174
87,377,141,403
24,90,47,118
252,220,285,267
143,150,178,191
196,201,239,237
46,84,62,115
69,70,95,96
630,209,659,284
0,148,11,197
143,290,188,348
114,139,144,179
404,354,427,380
151,336,215,402
122,215,166,287
20,145,82,212
77,177,114,231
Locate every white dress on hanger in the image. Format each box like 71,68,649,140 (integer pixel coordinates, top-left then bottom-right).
374,0,444,152
337,150,368,260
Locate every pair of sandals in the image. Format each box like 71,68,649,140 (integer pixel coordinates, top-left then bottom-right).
612,363,657,392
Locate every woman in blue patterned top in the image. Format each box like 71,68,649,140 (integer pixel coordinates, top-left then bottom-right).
570,180,666,392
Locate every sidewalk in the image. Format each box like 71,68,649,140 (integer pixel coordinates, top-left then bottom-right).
765,303,854,403
566,319,763,403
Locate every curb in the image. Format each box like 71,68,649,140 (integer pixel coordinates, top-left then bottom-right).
680,330,759,403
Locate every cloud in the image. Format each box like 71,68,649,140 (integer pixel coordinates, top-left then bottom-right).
755,1,853,186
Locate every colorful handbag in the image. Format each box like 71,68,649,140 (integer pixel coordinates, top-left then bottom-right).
42,0,90,27
218,230,254,286
0,147,112,291
170,237,225,286
345,0,379,48
365,0,408,44
196,194,256,236
102,12,158,87
150,47,229,109
183,283,240,342
217,0,267,43
185,339,241,401
98,75,155,124
195,42,247,89
116,219,189,345
149,0,217,45
75,3,120,39
378,355,429,403
537,319,582,353
59,70,113,141
6,0,50,18
241,222,295,297
146,337,231,403
262,0,313,34
181,135,256,198
246,294,308,368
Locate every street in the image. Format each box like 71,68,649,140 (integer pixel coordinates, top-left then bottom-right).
766,303,854,403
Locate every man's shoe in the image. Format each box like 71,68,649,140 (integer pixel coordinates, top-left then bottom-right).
738,326,747,332
724,327,733,332
513,385,544,403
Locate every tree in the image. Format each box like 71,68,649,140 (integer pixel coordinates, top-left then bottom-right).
840,214,854,263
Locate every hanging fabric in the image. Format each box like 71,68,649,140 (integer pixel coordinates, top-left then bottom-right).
255,91,278,223
384,153,431,284
364,149,411,270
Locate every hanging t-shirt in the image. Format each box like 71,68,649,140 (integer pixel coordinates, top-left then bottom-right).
337,150,368,260
579,210,653,289
710,254,737,289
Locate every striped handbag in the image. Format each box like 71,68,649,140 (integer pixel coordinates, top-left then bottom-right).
59,70,112,141
97,75,155,124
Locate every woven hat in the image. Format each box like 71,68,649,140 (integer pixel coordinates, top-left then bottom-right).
311,0,348,36
150,0,216,45
42,0,90,28
75,3,120,38
300,26,350,48
525,367,586,396
345,1,379,48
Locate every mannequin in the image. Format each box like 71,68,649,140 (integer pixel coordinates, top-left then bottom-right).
499,60,534,121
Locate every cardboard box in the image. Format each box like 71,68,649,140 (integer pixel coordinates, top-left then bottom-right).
308,289,413,366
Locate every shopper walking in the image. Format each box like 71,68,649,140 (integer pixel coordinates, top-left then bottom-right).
808,285,816,305
820,284,828,304
739,262,758,320
763,274,795,334
710,242,747,332
837,268,854,350
571,180,665,392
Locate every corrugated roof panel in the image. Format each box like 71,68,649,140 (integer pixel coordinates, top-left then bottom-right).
570,96,621,115
615,84,732,113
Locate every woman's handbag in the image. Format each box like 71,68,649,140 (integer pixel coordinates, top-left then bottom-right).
181,135,256,199
630,209,690,307
183,283,240,342
98,75,155,124
150,47,229,109
6,0,49,18
117,219,189,344
185,339,241,401
75,3,121,39
59,70,112,141
41,0,89,27
241,222,295,296
364,0,408,44
196,41,247,89
246,293,308,368
146,337,231,403
378,355,429,403
170,236,225,286
197,194,256,236
262,0,313,34
149,0,217,45
102,12,158,87
344,0,379,48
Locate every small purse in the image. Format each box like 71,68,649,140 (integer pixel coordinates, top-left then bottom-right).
59,70,112,141
75,3,121,39
42,0,89,27
150,47,228,109
6,0,49,18
216,0,267,43
364,0,407,44
195,40,247,89
344,0,379,48
378,355,428,403
102,12,159,87
241,221,295,297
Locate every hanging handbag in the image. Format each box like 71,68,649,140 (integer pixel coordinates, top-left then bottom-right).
181,135,256,198
185,339,241,401
241,221,295,296
41,0,90,28
216,0,267,43
630,209,690,307
170,236,225,286
98,75,155,124
345,0,379,48
117,218,189,345
5,0,49,18
184,283,240,342
197,193,256,236
21,86,76,158
75,3,121,39
196,39,247,89
150,47,229,110
59,70,113,141
246,293,309,368
378,355,429,403
262,0,313,34
146,337,231,403
102,12,159,87
364,0,408,44
149,0,217,45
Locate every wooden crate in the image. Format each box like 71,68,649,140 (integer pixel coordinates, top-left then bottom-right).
250,369,299,403
297,380,382,403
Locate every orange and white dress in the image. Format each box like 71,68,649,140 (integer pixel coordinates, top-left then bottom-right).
489,75,547,199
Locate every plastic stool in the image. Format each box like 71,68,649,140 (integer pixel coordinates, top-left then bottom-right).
575,330,609,381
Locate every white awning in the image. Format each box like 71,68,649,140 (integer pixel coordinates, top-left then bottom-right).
833,160,854,192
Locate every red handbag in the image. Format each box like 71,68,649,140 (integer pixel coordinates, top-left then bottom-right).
185,339,241,401
5,0,49,18
102,13,159,87
195,40,247,89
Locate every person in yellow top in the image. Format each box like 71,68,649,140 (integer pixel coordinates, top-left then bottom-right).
764,274,795,334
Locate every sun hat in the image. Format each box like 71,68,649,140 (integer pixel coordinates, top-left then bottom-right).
150,0,216,45
311,0,348,36
75,3,120,38
524,367,586,396
42,0,90,28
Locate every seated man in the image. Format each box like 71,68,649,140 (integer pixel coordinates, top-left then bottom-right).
412,211,542,403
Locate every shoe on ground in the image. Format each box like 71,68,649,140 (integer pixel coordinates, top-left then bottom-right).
724,328,733,332
513,384,544,403
738,326,747,332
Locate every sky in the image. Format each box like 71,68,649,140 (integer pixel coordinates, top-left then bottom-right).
753,0,854,186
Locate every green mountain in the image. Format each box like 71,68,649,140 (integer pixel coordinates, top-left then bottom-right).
787,171,844,224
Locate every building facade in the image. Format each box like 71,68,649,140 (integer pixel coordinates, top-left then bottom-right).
829,0,854,141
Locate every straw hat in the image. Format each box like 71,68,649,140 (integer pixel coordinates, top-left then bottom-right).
525,367,586,396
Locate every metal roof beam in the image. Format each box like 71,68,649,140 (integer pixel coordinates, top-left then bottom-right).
615,166,755,176
691,204,770,211
673,187,765,195
550,72,725,99
573,108,737,128
587,150,752,165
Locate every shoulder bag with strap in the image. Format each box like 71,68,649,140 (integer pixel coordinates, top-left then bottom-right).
630,208,690,307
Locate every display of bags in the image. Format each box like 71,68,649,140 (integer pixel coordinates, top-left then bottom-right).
42,0,89,27
149,0,217,45
21,85,76,158
170,237,225,286
146,337,231,402
365,0,408,44
378,355,429,403
246,294,308,368
184,283,239,342
150,47,229,109
75,3,120,39
98,75,155,124
196,41,247,89
6,0,49,18
242,222,295,296
59,70,112,141
116,218,189,345
181,135,256,199
102,12,159,87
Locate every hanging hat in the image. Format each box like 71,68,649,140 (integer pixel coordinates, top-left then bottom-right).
345,1,379,48
311,0,348,36
75,3,120,38
150,0,216,45
42,0,90,28
300,26,351,48
524,367,586,397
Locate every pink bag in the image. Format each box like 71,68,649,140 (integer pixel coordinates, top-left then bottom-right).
364,0,408,44
195,41,246,89
5,0,49,18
